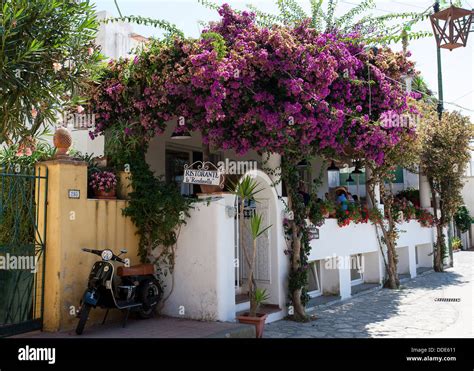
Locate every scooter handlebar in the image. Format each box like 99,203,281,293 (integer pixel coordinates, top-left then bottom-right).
81,248,103,256
81,248,127,264
113,255,126,264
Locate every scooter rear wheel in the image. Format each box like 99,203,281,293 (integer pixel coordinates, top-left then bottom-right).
76,303,91,335
138,280,162,319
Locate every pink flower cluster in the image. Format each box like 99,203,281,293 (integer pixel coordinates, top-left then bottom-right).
90,4,417,165
89,171,117,192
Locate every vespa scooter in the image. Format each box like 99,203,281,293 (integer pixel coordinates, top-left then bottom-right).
76,248,162,335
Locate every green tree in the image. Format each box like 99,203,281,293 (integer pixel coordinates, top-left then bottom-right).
417,103,473,271
365,131,419,289
0,0,101,145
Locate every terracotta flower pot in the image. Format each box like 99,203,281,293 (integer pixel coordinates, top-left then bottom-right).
236,313,268,338
199,174,226,194
94,188,117,200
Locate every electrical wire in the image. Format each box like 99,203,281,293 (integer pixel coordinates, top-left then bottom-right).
452,90,474,102
391,1,430,10
381,73,474,113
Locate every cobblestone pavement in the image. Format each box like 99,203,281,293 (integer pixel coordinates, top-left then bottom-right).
265,251,474,338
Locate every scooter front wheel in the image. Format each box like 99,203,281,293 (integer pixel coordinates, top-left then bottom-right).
76,303,92,335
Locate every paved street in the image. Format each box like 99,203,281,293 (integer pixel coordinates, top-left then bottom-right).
15,316,255,338
265,251,474,338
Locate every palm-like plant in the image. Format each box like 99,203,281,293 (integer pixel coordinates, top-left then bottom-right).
248,213,272,316
200,0,432,45
230,175,273,316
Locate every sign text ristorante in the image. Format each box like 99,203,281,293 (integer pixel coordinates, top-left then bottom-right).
183,168,221,186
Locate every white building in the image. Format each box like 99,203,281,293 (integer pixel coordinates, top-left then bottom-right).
64,11,149,157
142,121,438,323
460,141,474,248
71,13,465,325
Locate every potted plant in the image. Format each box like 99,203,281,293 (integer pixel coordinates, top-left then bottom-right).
451,237,463,251
236,212,271,338
231,176,271,338
89,170,117,199
236,287,270,338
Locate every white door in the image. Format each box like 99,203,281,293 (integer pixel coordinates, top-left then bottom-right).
240,199,271,285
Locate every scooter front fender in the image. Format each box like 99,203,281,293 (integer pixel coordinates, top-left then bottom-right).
82,289,99,306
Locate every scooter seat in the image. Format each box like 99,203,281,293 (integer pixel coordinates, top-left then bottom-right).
117,264,155,277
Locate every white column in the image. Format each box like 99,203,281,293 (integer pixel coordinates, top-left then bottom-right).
408,245,417,278
263,152,282,195
338,257,352,300
419,172,431,209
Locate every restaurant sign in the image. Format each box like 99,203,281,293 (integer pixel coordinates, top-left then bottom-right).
183,161,223,187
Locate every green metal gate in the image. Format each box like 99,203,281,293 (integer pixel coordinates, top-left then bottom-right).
0,166,48,336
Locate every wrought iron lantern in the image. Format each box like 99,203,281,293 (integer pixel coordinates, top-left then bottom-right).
430,5,473,51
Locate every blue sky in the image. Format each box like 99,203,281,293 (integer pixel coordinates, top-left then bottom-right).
93,0,474,120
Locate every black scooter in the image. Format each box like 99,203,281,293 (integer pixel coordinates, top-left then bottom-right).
76,248,163,335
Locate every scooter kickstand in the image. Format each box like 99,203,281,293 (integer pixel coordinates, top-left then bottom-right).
102,309,109,325
122,308,130,328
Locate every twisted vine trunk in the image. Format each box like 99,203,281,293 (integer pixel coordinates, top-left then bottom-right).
278,156,310,322
367,180,399,289
287,192,307,321
430,184,445,272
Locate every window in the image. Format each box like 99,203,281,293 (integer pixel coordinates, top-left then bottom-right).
165,147,223,196
165,149,193,196
350,254,363,285
307,260,322,297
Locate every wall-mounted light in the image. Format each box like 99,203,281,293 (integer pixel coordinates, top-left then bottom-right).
170,128,191,140
327,161,340,188
296,159,310,169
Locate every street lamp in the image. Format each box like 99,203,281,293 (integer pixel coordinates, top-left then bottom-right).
430,4,473,50
429,1,473,267
430,2,474,119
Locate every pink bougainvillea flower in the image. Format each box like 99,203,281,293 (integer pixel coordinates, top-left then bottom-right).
52,62,62,72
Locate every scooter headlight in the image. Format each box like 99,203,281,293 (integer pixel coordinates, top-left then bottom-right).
101,249,113,261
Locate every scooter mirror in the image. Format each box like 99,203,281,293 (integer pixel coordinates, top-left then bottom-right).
120,249,128,254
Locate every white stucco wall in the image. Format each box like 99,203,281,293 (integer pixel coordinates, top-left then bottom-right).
160,194,236,322
96,11,134,59
461,177,474,248
306,219,434,295
145,120,261,179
